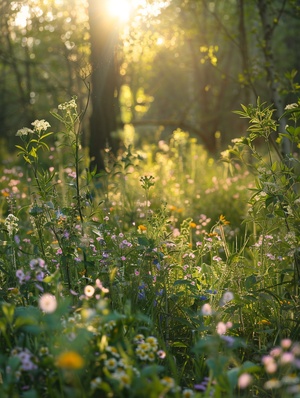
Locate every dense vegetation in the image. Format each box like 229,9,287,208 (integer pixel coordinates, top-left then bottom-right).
0,96,300,397
1,1,300,397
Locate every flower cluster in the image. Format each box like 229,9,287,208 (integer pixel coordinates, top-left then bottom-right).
4,213,19,237
10,347,38,374
31,119,51,133
134,335,163,362
58,97,77,111
100,345,136,390
16,258,49,290
16,127,34,137
262,339,300,394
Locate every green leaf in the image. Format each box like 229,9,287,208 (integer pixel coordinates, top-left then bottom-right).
138,236,150,247
265,196,276,207
171,341,188,348
245,275,257,289
2,303,15,323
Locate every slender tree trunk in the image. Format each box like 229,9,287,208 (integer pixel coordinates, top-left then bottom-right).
88,0,120,170
237,0,253,104
257,0,290,156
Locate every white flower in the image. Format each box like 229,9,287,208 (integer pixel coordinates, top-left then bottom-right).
58,98,77,110
16,127,34,136
31,119,51,132
5,214,19,237
220,291,234,305
39,293,57,313
285,103,298,110
104,357,117,370
183,389,195,398
84,285,95,297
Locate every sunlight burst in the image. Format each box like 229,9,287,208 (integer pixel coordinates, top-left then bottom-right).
106,0,170,23
106,0,133,22
14,5,31,28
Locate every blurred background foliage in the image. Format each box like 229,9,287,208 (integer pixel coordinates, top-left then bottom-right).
1,0,300,164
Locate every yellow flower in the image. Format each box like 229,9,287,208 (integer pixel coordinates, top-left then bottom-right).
189,222,197,228
138,225,147,231
56,351,84,370
258,319,271,325
219,214,230,225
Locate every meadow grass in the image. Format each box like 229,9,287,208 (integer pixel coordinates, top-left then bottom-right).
0,98,300,397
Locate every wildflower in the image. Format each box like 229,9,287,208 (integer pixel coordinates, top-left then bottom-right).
31,119,51,132
16,127,34,136
219,214,230,225
190,222,197,228
264,379,281,389
136,350,149,361
220,291,234,305
157,350,166,359
133,334,144,343
194,384,206,391
148,351,156,361
258,319,271,326
285,103,298,110
4,214,19,237
221,335,235,347
173,228,181,237
106,346,120,358
281,339,292,349
270,347,282,358
238,373,253,389
216,322,227,335
161,376,176,389
280,352,294,365
201,303,212,316
91,377,102,390
145,336,158,350
262,355,277,373
112,370,131,388
39,347,49,356
39,293,57,313
182,388,195,397
213,255,222,262
104,357,118,370
84,285,95,297
138,224,147,232
56,351,84,370
58,97,77,110
16,269,25,284
12,348,38,372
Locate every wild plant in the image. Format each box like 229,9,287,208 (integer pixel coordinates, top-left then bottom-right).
222,97,300,352
3,98,101,297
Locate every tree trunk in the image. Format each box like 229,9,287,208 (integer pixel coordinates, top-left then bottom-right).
88,0,120,170
257,0,290,156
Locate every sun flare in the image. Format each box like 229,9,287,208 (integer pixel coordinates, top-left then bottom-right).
106,0,169,23
107,0,132,22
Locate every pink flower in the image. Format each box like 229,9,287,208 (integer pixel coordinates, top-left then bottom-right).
238,373,252,389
